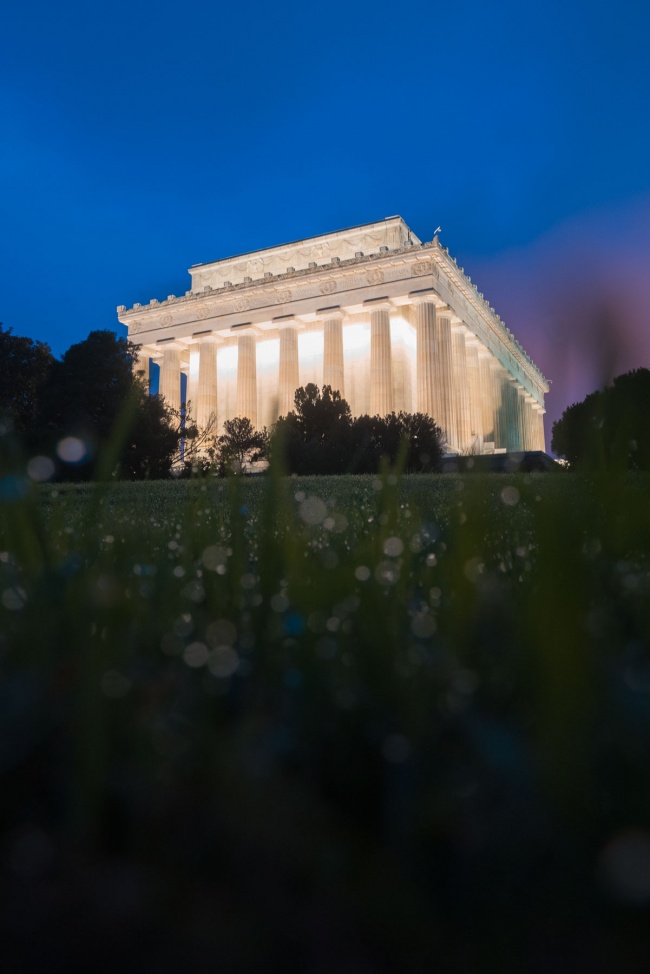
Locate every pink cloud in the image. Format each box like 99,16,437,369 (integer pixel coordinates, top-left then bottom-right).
468,196,650,447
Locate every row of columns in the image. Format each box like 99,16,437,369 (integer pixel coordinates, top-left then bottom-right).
155,299,546,453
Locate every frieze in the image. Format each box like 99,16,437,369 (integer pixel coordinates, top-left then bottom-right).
366,269,384,285
160,314,173,328
195,305,212,320
319,281,337,295
411,261,433,277
274,288,292,303
234,297,249,312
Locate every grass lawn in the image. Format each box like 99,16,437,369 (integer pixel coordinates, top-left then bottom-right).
1,470,650,971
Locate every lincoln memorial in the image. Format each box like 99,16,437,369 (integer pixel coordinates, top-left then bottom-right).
117,217,548,454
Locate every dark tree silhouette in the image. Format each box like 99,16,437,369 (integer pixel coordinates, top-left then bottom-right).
0,324,54,434
274,383,353,475
273,384,444,475
217,417,269,473
33,330,183,479
552,368,650,470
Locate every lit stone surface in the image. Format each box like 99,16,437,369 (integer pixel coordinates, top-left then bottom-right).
118,216,549,453
322,314,345,396
159,348,181,413
369,302,393,416
278,322,300,417
196,340,218,428
236,332,257,428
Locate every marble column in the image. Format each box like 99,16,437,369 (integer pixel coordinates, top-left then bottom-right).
237,331,258,428
278,322,300,417
159,347,181,413
491,365,507,450
534,404,546,452
368,301,393,415
452,329,472,452
465,339,483,453
138,354,153,394
518,387,529,451
524,393,537,450
479,352,496,445
196,340,218,428
413,297,436,417
508,381,523,452
323,313,345,396
433,308,457,449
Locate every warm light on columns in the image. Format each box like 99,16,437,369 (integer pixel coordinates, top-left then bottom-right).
159,347,181,412
478,352,496,445
322,312,345,396
464,338,483,453
452,328,472,452
367,300,393,416
535,404,546,452
236,331,258,428
492,365,508,450
278,321,300,417
412,296,436,418
433,308,457,449
196,339,219,428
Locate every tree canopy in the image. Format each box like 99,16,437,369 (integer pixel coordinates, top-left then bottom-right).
272,383,444,475
0,325,54,434
216,417,269,474
2,328,184,480
552,368,650,470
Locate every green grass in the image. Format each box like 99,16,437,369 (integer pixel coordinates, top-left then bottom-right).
1,469,650,971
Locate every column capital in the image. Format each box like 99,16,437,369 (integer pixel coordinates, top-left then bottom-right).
363,296,392,313
232,324,261,337
137,343,162,360
436,305,454,319
314,305,345,321
408,287,442,306
272,314,303,330
189,329,223,344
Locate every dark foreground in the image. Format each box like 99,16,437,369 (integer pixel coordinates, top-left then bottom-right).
1,472,649,972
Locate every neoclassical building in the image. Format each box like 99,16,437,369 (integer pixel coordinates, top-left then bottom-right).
117,217,548,453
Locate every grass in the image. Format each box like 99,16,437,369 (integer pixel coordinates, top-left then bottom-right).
1,467,650,972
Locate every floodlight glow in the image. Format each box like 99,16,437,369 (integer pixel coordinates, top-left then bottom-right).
299,331,324,361
391,316,416,352
217,345,238,378
256,338,280,370
343,323,370,359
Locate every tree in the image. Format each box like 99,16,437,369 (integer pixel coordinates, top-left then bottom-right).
0,324,54,434
349,412,443,473
33,330,183,479
217,417,269,474
552,368,650,470
120,387,182,479
395,411,444,472
274,384,353,475
272,384,444,475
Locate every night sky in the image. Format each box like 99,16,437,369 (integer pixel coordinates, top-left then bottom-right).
3,0,649,441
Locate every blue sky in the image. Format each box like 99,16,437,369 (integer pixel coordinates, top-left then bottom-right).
2,0,650,435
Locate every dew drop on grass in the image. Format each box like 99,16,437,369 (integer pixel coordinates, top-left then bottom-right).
384,536,404,557
2,587,27,610
208,646,239,678
501,486,520,506
184,642,209,668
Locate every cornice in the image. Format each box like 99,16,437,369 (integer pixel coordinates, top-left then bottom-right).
430,241,549,396
117,236,548,399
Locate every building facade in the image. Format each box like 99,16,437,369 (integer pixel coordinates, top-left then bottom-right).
117,217,548,454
